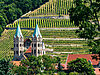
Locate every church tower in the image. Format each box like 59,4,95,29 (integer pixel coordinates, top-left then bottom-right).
32,24,44,57
13,24,24,60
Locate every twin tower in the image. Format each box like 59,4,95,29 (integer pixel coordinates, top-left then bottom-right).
13,24,45,60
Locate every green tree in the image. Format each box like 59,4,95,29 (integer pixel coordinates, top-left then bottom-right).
0,59,14,75
0,14,6,36
13,65,27,75
69,0,100,55
42,55,58,71
67,58,95,75
69,72,79,75
58,71,67,75
15,0,32,14
20,55,42,75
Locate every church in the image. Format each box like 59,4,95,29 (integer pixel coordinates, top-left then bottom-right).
13,24,46,61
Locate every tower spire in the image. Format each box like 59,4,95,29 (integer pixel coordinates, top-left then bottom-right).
14,20,23,38
32,24,42,38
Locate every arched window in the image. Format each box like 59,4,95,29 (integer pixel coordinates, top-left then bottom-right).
14,51,15,55
38,50,40,54
34,49,36,54
38,44,40,47
17,44,18,47
16,51,18,54
43,51,44,54
34,43,36,47
20,44,21,47
14,44,15,47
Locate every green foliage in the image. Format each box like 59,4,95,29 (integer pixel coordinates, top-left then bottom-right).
69,0,100,57
58,71,67,75
69,72,79,75
68,58,95,75
0,58,14,75
69,0,100,40
0,14,7,36
42,55,58,71
13,55,58,75
89,39,100,54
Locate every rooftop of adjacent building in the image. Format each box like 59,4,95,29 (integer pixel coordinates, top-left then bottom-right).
61,54,100,75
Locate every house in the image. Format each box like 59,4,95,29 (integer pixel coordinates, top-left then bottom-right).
62,54,100,75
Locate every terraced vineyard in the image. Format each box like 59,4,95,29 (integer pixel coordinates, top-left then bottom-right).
22,0,74,17
6,0,76,28
0,30,90,62
6,18,75,28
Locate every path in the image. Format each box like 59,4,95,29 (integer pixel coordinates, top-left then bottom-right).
5,27,79,30
45,44,83,47
21,16,69,19
43,38,85,40
53,52,73,54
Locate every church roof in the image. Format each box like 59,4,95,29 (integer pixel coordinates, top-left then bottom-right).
32,24,42,38
14,24,23,38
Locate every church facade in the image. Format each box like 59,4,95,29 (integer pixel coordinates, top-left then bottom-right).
13,24,46,61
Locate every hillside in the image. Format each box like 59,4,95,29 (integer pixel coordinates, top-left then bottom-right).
21,0,74,17
0,29,90,63
6,0,75,28
1,0,99,64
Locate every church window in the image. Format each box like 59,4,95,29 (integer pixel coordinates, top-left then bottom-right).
32,43,33,47
16,51,18,54
34,44,36,47
16,44,18,47
38,50,40,54
43,51,44,54
14,44,15,47
38,44,40,47
14,51,15,55
34,49,36,54
20,51,22,53
27,42,30,46
20,44,21,47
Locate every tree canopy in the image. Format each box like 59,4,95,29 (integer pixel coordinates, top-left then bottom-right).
69,0,100,55
67,58,95,75
13,55,59,75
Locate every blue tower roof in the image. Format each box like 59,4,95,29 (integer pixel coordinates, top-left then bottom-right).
14,24,23,38
32,24,42,38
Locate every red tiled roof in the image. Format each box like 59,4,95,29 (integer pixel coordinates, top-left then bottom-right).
11,61,21,66
94,68,100,75
25,46,32,53
66,54,99,66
